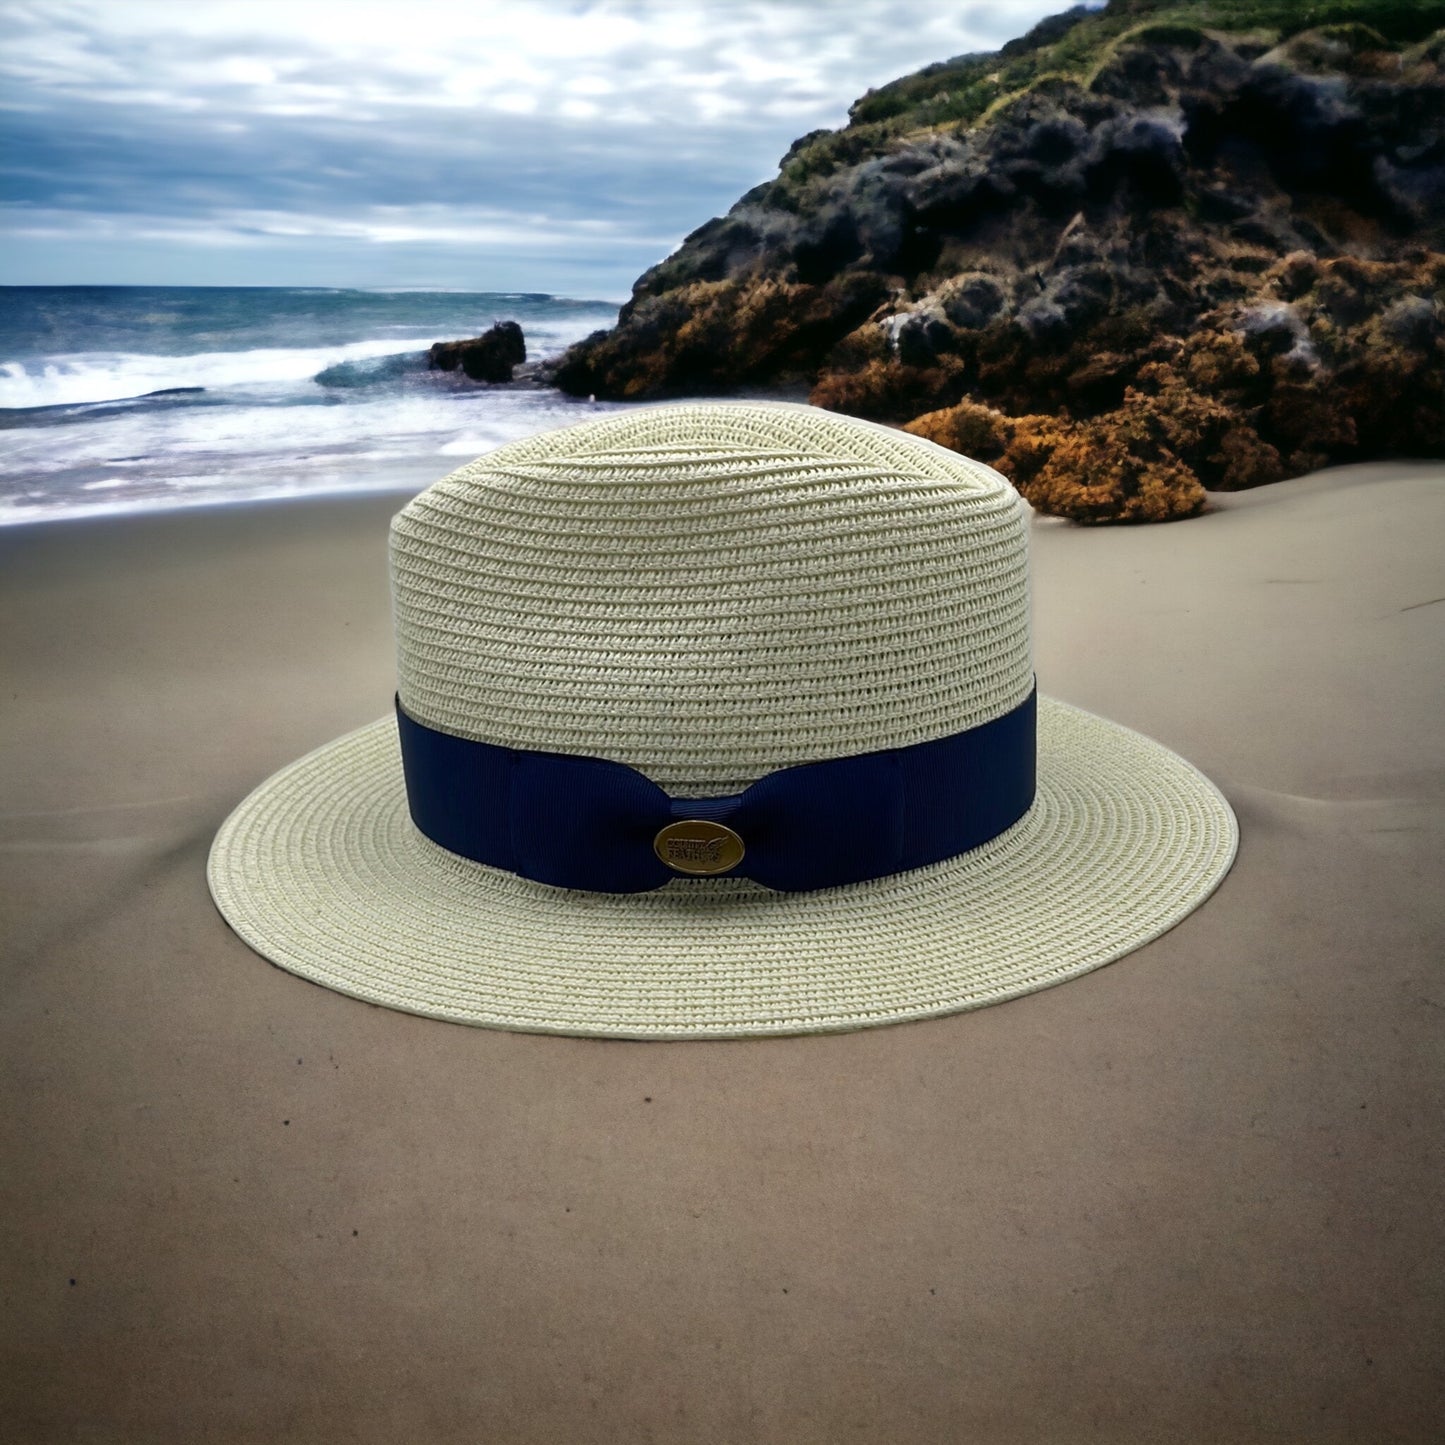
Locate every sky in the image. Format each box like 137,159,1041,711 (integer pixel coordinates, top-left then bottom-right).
2,0,1081,299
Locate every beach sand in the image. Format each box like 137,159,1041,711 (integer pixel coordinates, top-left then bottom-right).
2,462,1442,1443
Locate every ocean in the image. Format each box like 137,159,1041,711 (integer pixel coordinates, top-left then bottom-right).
0,285,627,525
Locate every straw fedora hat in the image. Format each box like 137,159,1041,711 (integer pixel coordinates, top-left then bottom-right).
209,401,1236,1038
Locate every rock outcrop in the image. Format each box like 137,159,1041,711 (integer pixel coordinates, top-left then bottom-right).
430,321,527,382
556,0,1445,521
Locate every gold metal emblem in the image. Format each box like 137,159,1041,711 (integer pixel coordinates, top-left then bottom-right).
653,819,745,876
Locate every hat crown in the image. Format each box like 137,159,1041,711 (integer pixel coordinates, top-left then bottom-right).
390,403,1032,795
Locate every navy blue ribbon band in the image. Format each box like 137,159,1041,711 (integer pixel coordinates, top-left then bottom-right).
396,686,1036,895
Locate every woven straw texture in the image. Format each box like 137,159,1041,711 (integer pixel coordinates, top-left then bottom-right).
209,402,1237,1038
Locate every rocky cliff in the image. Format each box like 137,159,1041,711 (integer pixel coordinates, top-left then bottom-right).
555,0,1445,521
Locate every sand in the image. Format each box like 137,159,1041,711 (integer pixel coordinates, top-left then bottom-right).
2,462,1442,1443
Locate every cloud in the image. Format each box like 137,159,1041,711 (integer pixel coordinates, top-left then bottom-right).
0,0,1075,291
3,202,674,251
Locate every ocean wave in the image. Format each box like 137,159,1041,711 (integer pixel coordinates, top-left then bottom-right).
0,386,211,431
313,351,430,389
0,336,436,409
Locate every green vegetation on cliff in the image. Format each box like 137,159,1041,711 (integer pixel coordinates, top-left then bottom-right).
843,1,1438,128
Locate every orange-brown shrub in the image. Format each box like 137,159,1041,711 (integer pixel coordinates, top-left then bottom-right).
1264,378,1358,473
902,399,1012,459
1211,426,1286,490
995,396,1208,522
1265,249,1321,302
1312,255,1414,327
1126,362,1285,490
1022,419,1207,523
997,413,1072,488
1181,328,1262,393
809,357,966,421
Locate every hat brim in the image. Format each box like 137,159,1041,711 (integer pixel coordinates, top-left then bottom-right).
208,697,1235,1038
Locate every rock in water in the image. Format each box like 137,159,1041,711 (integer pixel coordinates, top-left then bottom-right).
554,1,1445,522
430,321,527,382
